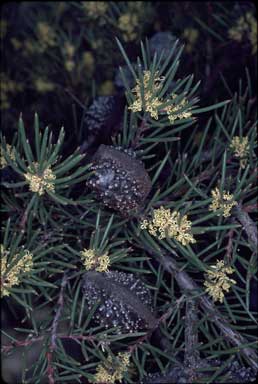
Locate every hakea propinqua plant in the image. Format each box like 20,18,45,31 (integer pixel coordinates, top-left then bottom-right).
1,33,257,384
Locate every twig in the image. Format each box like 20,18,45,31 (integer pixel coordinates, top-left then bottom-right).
184,299,200,382
225,227,235,263
47,273,68,384
1,334,97,354
1,336,45,353
234,203,258,253
132,118,149,149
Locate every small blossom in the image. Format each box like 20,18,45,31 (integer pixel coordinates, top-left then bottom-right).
209,188,237,218
82,1,108,19
118,13,139,42
63,42,75,58
93,352,130,384
80,248,110,272
165,93,192,123
24,162,56,196
204,260,236,303
99,80,114,95
230,136,249,168
183,28,199,53
140,206,196,246
36,22,57,51
1,244,33,297
82,51,95,74
64,60,75,72
0,144,16,169
34,78,55,93
228,12,257,55
128,70,164,119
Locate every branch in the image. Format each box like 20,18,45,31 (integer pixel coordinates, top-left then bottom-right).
158,252,258,372
1,336,45,353
48,273,68,384
184,298,201,382
234,203,258,253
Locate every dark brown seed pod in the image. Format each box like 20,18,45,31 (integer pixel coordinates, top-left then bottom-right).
83,270,157,333
86,145,152,216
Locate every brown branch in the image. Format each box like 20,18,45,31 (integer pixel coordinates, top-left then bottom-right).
47,273,68,384
184,298,201,382
1,336,45,353
131,118,149,149
234,203,258,253
225,227,235,263
1,334,98,355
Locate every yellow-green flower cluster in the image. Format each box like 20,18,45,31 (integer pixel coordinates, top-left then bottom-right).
1,244,33,297
204,260,236,303
228,12,257,55
80,248,110,272
36,22,57,52
141,206,196,246
99,80,115,96
118,13,139,42
0,144,16,169
0,72,23,110
128,71,192,123
82,51,95,75
34,78,55,93
128,71,164,119
230,136,249,168
165,93,193,123
209,188,237,218
24,162,56,196
183,28,199,53
93,352,130,384
82,1,108,19
63,41,76,72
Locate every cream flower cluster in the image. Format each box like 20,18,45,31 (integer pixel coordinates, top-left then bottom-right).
128,71,192,124
82,1,108,18
141,206,196,246
230,136,249,169
24,162,56,196
118,13,139,42
209,188,237,218
0,143,16,169
228,12,257,55
93,352,130,384
1,245,33,297
204,260,236,303
80,248,110,272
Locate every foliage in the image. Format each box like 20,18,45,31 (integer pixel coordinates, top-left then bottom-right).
1,2,257,384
